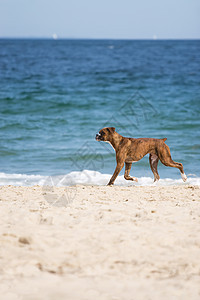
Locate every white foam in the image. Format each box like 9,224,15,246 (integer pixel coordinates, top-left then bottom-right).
0,171,199,187
0,172,46,186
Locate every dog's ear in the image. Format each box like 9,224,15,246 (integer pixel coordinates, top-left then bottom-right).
110,127,115,132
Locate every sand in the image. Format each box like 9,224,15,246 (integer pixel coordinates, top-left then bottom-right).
0,184,200,300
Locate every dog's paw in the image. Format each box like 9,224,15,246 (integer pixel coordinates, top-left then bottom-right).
124,176,138,182
181,173,187,182
131,177,138,182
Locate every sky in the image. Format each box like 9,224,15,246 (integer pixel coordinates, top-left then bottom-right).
0,0,199,39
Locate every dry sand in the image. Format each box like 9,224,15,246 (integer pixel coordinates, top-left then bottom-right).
0,184,200,300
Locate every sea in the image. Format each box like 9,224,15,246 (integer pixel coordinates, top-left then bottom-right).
0,39,200,186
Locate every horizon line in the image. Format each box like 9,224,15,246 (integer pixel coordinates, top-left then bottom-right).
0,36,200,41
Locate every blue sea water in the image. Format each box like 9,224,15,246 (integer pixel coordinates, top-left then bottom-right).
0,39,200,185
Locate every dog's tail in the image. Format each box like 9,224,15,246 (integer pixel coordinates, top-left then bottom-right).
162,138,167,142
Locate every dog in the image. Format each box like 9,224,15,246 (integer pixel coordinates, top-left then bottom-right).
96,127,187,185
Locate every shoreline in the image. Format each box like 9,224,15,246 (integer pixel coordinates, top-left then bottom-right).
0,170,200,187
0,185,200,299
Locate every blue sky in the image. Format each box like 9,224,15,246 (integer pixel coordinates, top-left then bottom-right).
0,0,199,39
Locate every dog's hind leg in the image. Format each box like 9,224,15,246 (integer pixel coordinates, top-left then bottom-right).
124,162,138,182
158,144,187,182
149,154,160,182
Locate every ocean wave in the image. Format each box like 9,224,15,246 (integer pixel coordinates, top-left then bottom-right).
0,170,200,187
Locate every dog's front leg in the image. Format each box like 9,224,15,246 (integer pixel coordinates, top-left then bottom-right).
107,162,124,186
124,162,138,182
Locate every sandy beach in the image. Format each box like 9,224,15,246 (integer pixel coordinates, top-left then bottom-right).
0,184,200,300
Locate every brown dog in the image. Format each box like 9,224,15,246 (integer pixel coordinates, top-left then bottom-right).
96,127,187,185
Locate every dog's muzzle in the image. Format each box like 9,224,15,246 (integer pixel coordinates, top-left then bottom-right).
95,133,102,141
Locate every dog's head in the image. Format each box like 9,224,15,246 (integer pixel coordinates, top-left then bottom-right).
95,127,116,142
